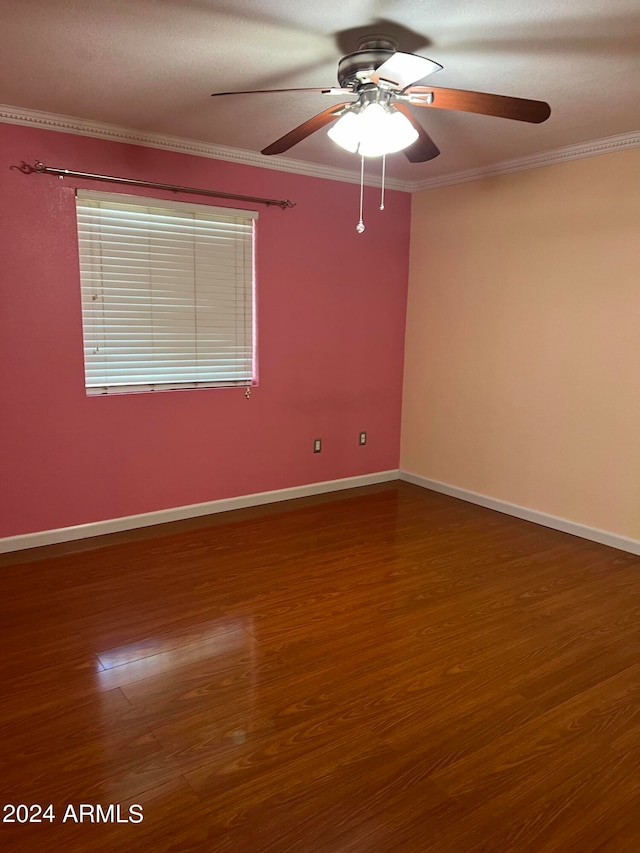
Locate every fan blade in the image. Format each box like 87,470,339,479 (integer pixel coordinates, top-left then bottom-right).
405,86,551,123
392,104,440,163
261,103,351,155
370,52,442,89
211,87,350,97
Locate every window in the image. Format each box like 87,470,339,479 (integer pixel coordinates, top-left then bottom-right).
76,191,256,395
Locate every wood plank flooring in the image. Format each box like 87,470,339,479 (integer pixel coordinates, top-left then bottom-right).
1,481,640,851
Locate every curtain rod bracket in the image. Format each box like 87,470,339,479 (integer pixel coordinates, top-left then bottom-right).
13,160,296,210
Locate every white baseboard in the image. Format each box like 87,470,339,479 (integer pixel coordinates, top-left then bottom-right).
400,471,640,557
0,470,400,554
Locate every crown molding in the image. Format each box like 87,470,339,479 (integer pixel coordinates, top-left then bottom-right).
2,104,638,194
0,103,408,191
407,130,640,192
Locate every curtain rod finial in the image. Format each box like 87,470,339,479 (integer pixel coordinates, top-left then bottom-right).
10,161,38,174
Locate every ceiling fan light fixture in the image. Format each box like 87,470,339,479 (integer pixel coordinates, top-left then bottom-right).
328,103,419,158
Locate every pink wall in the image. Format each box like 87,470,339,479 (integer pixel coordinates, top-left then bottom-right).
0,123,410,538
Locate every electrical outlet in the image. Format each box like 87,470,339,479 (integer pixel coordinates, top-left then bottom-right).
313,438,322,453
359,431,367,446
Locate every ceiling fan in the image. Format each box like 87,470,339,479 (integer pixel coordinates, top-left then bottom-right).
211,35,551,163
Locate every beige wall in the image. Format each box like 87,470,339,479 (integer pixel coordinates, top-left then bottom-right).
402,148,640,541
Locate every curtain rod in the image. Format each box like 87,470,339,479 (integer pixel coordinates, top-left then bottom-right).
13,161,296,209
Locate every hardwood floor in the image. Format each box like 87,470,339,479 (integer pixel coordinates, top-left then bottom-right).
1,481,640,851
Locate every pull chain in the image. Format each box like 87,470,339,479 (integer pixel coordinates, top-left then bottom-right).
356,155,365,234
380,155,386,211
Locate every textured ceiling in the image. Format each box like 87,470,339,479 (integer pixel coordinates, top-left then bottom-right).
1,0,639,182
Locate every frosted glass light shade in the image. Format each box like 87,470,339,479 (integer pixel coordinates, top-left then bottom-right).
327,111,361,153
328,103,418,157
359,106,418,156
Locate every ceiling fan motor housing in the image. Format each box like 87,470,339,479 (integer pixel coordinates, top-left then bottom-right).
337,35,400,89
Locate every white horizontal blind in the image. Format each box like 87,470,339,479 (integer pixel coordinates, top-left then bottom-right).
76,191,257,395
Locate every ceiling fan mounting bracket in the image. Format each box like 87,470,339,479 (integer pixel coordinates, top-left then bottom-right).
356,35,399,52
